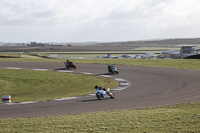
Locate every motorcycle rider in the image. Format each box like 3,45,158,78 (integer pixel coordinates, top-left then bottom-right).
95,86,103,90
103,87,110,94
95,85,109,93
64,60,70,67
108,64,112,73
64,60,69,64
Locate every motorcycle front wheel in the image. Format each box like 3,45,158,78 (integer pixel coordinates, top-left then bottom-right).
109,92,115,99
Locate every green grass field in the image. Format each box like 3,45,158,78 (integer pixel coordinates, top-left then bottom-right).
0,102,200,132
0,57,200,132
0,68,118,103
0,52,23,58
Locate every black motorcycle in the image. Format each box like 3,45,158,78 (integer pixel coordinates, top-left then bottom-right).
108,65,119,74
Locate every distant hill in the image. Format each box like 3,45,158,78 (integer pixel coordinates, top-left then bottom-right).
97,38,200,47
132,38,200,45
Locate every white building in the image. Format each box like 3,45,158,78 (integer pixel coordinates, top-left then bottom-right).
161,45,199,59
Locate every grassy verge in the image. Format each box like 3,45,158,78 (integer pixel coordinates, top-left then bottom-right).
0,52,22,58
0,102,200,132
72,58,200,70
0,68,119,103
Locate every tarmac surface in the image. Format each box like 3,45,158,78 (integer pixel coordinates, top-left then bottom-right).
0,61,200,118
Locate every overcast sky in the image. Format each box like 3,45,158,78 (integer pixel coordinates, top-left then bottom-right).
0,0,200,43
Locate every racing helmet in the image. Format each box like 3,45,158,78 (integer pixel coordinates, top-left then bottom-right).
95,85,99,89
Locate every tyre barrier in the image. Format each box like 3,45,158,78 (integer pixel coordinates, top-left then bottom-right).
2,95,11,103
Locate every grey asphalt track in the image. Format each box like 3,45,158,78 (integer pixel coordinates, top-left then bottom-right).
0,61,200,118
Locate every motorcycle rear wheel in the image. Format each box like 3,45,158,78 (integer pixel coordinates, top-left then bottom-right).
96,93,104,100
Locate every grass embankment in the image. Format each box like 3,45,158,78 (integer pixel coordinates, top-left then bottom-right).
73,58,200,70
0,68,118,103
0,52,22,58
0,102,200,132
0,58,200,70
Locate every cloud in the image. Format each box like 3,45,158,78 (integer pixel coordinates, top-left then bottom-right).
0,0,200,42
0,0,147,27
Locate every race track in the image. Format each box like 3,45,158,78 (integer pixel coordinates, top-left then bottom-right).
0,61,200,118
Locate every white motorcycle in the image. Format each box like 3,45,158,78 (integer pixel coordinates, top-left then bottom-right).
95,87,115,100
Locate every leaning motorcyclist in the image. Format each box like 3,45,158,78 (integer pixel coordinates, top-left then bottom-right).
64,60,70,64
64,60,70,66
95,85,109,94
108,64,112,72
